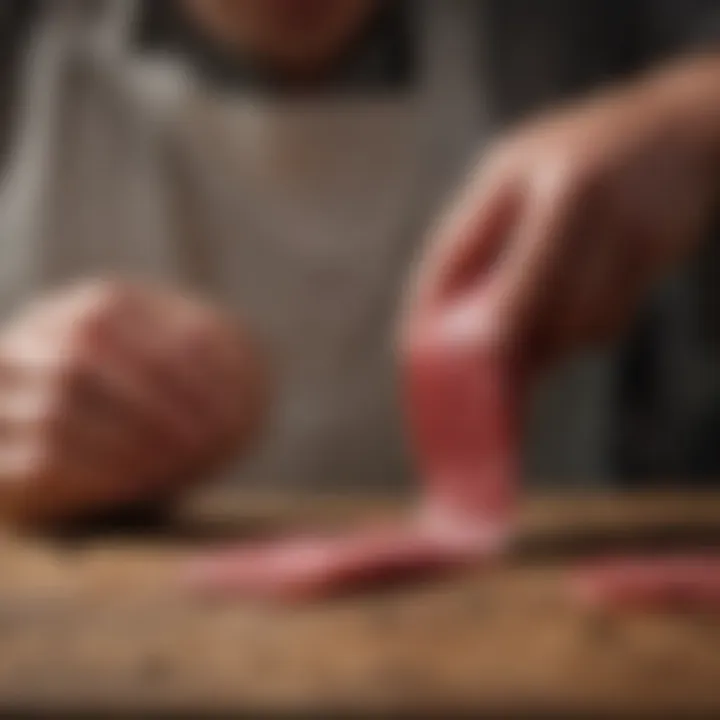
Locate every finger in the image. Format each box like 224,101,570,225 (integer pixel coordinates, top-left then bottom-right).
0,334,155,455
45,428,152,514
0,433,137,526
152,293,267,445
181,313,263,441
159,301,235,424
407,173,520,322
0,333,184,498
55,377,171,488
69,329,201,448
486,170,593,368
111,295,218,430
111,294,259,482
558,225,653,364
585,247,653,350
130,293,250,452
528,204,616,368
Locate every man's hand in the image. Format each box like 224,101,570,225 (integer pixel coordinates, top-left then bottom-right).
0,279,269,528
406,56,720,372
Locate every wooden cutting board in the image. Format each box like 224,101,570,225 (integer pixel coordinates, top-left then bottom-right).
1,490,719,717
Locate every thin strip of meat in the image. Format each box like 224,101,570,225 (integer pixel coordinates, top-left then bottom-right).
571,556,720,613
184,300,519,602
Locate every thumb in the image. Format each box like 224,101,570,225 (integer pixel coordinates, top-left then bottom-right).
402,175,520,338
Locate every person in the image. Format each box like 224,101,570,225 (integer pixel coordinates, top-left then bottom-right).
0,0,718,528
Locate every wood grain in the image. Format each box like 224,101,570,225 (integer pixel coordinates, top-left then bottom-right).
1,490,719,717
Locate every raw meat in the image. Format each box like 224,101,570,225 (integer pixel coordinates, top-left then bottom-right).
185,298,519,601
572,556,720,613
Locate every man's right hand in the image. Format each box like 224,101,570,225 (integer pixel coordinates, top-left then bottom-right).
404,57,720,373
0,279,269,528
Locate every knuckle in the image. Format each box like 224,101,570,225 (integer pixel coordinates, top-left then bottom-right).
15,437,53,486
69,279,130,339
558,155,604,203
535,154,576,197
569,159,606,202
52,343,82,379
68,311,106,347
180,315,221,355
33,388,63,431
68,313,104,349
50,347,92,399
530,156,606,234
75,278,129,308
484,136,520,176
36,388,71,446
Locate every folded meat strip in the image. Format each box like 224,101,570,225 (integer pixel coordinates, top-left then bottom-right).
185,300,519,601
184,294,718,609
571,556,720,613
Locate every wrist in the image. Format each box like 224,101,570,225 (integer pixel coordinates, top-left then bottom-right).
640,54,720,168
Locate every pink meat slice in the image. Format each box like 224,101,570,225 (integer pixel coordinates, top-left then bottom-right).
405,307,518,525
187,520,506,602
184,302,519,602
182,287,718,608
572,556,720,612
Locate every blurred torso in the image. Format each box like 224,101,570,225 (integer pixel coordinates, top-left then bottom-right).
1,0,675,490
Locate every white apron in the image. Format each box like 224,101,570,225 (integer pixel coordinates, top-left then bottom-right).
0,0,617,490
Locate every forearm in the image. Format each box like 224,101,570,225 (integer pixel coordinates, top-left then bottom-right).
638,53,720,172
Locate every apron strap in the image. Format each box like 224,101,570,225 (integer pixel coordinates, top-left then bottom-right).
419,0,489,188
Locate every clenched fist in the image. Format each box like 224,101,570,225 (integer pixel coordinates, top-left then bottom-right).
0,279,269,528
